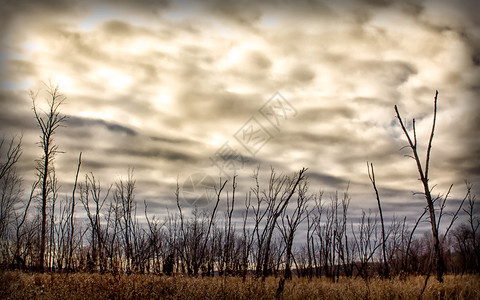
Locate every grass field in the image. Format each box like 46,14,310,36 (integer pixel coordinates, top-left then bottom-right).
1,271,479,299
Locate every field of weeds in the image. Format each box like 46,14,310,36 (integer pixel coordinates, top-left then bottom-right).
1,271,479,299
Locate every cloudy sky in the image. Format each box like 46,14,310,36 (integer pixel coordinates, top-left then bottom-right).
1,0,479,227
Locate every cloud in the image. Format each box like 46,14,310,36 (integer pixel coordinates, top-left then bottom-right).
0,0,479,222
67,116,137,136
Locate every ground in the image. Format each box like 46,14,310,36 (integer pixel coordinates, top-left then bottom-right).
1,271,479,299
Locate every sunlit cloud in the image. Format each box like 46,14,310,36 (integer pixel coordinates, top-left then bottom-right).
0,0,478,223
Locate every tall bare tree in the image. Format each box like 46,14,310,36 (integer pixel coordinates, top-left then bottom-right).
394,91,446,281
32,84,67,272
67,152,82,271
394,90,465,282
367,162,389,278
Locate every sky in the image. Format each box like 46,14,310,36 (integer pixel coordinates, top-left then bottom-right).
0,0,479,229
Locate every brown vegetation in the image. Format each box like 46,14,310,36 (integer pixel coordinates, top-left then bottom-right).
1,271,479,299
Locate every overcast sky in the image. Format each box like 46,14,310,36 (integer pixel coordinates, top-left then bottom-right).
1,0,479,227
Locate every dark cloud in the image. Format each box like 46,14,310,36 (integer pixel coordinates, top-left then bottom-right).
175,89,258,125
81,159,110,171
308,171,349,189
246,50,272,70
0,90,37,132
399,1,424,18
101,19,137,36
346,59,418,87
289,64,316,83
108,146,196,163
149,134,200,146
299,106,357,123
273,131,349,147
66,116,137,136
1,59,36,81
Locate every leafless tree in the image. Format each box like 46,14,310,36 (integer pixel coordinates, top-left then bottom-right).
463,182,479,270
222,176,237,275
0,135,23,266
240,190,256,280
307,191,324,277
384,216,407,275
367,162,389,278
144,200,166,274
336,187,354,279
80,172,112,272
114,170,137,272
304,207,316,277
66,152,82,271
250,167,307,280
32,84,67,272
315,192,338,280
352,210,381,280
201,178,227,274
10,178,39,269
0,136,23,241
0,171,22,265
0,135,22,182
104,189,120,272
47,168,59,271
278,178,310,279
395,90,445,282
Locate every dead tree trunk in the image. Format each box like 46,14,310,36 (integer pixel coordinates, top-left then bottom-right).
68,152,82,271
32,85,67,272
367,162,389,278
394,90,445,282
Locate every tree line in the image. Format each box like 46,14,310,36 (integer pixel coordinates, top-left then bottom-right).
0,86,478,284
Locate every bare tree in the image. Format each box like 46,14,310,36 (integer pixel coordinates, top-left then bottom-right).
279,177,309,279
0,135,23,255
0,135,22,182
367,162,389,278
241,191,255,280
0,136,23,240
260,167,307,280
451,184,479,274
80,173,111,272
223,176,237,275
352,210,381,280
395,91,472,284
315,192,337,280
463,182,479,270
67,152,82,271
11,178,39,269
114,169,136,272
32,84,67,272
394,90,446,282
0,169,22,266
47,168,59,271
336,187,353,279
200,178,227,275
309,191,324,278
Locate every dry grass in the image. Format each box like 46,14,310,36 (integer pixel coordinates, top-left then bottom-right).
0,271,479,299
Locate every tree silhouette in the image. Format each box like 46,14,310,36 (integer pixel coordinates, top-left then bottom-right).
32,84,67,272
